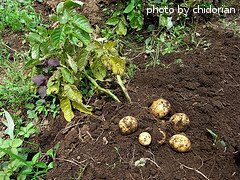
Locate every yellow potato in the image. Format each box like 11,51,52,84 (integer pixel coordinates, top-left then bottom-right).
170,113,190,132
169,134,191,152
138,132,152,146
149,98,171,118
119,116,138,135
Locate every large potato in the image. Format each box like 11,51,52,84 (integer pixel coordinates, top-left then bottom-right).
138,132,152,146
169,134,191,152
149,98,171,118
119,116,138,135
170,113,190,132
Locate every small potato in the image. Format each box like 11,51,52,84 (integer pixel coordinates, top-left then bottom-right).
119,116,138,135
169,134,191,152
138,132,152,146
149,98,171,118
157,130,166,145
170,113,190,132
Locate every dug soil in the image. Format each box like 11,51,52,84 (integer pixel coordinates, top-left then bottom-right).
36,27,240,179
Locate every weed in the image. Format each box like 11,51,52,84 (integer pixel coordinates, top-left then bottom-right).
206,128,226,147
0,110,54,179
0,48,32,109
0,0,42,32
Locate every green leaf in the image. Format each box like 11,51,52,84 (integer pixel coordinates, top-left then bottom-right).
35,162,48,169
32,152,41,164
90,59,107,81
59,10,69,24
123,2,135,13
28,33,42,43
60,67,74,84
64,0,84,9
11,139,23,148
26,59,40,68
64,85,92,114
60,97,74,122
109,56,125,75
51,27,66,48
106,17,119,26
56,2,64,14
37,26,48,36
116,20,127,36
48,162,54,169
73,28,91,46
73,14,93,33
67,54,78,73
31,44,40,59
76,49,90,71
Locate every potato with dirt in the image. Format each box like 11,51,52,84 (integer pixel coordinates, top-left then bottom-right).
138,132,152,146
169,134,191,152
119,116,138,135
149,98,171,118
170,113,190,132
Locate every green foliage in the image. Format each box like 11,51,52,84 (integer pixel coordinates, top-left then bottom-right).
28,0,131,122
0,110,54,180
25,97,60,119
0,0,42,32
106,0,144,36
206,128,226,147
0,46,33,109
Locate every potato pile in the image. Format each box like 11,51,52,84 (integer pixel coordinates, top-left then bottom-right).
118,98,192,153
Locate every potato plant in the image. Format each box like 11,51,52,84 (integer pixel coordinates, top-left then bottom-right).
28,0,131,121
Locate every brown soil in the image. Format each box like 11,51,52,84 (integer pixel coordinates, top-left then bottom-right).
36,28,240,180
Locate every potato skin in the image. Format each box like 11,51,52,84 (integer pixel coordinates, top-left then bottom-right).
169,134,191,152
157,130,166,145
149,98,171,118
170,113,190,132
119,116,138,135
138,132,152,146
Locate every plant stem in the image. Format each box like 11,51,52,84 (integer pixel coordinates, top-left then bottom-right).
83,71,120,102
116,75,132,103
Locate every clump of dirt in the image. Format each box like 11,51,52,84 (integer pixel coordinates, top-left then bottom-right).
37,28,240,180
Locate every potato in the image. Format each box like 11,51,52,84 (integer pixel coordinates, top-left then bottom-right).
138,132,152,146
170,113,190,132
157,130,166,145
119,116,138,135
169,134,191,152
149,98,171,118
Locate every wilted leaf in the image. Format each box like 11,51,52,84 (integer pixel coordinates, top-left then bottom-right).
76,48,90,71
31,44,40,59
60,67,74,84
67,54,78,73
72,101,92,115
38,86,47,98
47,71,61,95
73,14,93,33
90,59,107,81
3,110,15,139
32,75,48,86
109,56,125,75
60,97,74,122
63,85,92,114
47,58,60,67
116,20,127,36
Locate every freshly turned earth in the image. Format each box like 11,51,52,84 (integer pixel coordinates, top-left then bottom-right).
37,28,240,179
